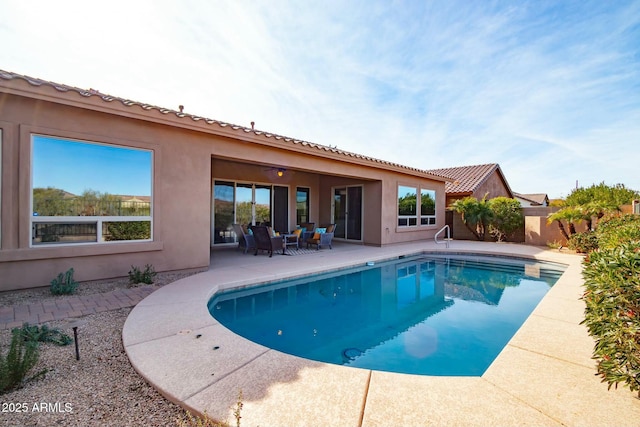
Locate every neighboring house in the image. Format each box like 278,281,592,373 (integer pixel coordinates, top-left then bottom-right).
426,163,516,241
0,70,448,290
426,163,514,207
514,192,549,207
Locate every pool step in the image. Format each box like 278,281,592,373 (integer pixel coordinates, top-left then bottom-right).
421,256,565,280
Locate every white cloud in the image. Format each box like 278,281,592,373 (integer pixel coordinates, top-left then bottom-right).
1,0,638,198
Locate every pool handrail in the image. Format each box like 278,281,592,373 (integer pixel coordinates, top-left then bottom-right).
434,225,450,248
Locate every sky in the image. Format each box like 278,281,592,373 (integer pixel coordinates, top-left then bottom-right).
2,0,639,199
32,136,152,196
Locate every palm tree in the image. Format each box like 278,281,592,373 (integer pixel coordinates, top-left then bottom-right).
580,201,620,230
546,207,584,240
451,195,493,241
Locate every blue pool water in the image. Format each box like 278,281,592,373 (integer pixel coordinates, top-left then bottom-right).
208,254,566,376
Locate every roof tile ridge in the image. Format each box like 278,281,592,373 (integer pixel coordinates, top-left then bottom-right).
1,68,441,176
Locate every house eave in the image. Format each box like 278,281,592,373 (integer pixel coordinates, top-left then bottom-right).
0,70,447,183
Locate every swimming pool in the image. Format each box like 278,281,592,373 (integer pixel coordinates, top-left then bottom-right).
208,253,566,376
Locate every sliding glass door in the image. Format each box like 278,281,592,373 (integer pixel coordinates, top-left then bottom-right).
332,186,362,241
235,183,254,227
346,186,363,240
273,186,289,234
212,181,288,245
213,181,235,244
254,185,272,225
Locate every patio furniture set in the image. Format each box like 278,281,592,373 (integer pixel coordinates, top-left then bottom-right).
232,223,336,257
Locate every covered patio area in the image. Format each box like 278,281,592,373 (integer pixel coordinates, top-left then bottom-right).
210,158,377,248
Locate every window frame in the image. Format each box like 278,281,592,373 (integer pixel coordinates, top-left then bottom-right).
29,134,153,247
397,184,438,228
420,188,437,226
296,187,310,226
397,185,418,227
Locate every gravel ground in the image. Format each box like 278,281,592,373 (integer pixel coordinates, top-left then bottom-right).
0,271,201,307
0,271,212,427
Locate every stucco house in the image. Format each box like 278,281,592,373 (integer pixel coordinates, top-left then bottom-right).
0,70,449,290
514,192,549,207
425,163,515,240
426,163,514,206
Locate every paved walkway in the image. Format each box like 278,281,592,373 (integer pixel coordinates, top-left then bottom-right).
0,286,157,330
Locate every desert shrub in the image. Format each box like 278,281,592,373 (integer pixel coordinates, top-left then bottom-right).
175,411,227,427
129,264,157,285
50,268,79,295
0,330,41,394
175,391,243,427
547,240,563,250
581,242,640,396
567,231,599,253
13,323,72,346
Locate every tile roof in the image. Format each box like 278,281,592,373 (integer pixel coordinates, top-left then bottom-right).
426,163,507,195
0,69,446,181
514,193,548,205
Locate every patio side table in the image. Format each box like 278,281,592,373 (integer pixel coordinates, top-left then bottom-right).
282,234,299,253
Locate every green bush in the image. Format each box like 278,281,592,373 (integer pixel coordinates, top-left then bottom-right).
595,214,640,250
0,330,41,394
105,221,151,241
13,323,72,347
567,231,599,253
129,264,157,285
488,197,524,242
581,242,640,396
50,268,79,295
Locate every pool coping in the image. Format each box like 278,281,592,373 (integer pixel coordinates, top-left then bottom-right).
122,241,640,426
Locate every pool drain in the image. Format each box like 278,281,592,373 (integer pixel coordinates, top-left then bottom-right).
342,347,364,360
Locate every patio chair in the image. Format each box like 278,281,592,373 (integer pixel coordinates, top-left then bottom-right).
297,222,316,242
306,224,336,250
285,223,315,249
232,224,255,254
250,225,285,257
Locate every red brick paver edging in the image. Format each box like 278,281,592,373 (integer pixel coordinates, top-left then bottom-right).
0,286,157,330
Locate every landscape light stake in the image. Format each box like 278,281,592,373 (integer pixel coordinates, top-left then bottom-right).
73,326,80,360
67,319,86,361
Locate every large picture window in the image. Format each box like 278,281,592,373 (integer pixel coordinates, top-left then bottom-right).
398,185,437,227
31,135,152,245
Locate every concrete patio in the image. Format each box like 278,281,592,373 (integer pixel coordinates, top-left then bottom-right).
122,240,640,426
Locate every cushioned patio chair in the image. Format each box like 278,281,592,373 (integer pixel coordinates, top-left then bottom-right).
250,225,285,257
287,223,315,248
232,223,255,254
306,224,336,250
298,222,316,242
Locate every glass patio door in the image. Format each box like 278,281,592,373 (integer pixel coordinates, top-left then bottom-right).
213,181,288,245
213,181,235,244
333,188,347,239
254,185,272,225
332,186,362,241
235,183,254,226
